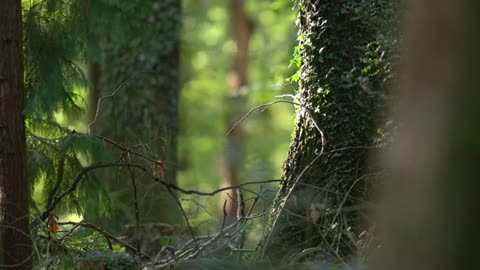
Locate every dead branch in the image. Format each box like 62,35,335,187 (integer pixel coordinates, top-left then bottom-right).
58,221,151,259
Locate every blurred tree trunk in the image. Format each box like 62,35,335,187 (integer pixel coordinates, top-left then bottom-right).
372,1,480,269
86,0,182,242
222,0,254,221
257,0,395,263
0,0,32,268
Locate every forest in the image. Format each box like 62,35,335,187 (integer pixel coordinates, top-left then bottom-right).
1,0,479,269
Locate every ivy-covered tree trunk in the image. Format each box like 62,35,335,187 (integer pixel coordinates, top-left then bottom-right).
86,0,182,242
257,0,395,263
0,0,32,268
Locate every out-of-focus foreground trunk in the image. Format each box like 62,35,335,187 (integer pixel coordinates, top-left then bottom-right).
372,1,480,269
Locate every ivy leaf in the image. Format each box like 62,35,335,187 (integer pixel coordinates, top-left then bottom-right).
159,236,170,247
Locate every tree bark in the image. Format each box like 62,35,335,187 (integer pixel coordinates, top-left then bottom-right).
85,0,182,250
372,1,480,269
222,0,254,221
0,0,32,268
257,0,394,263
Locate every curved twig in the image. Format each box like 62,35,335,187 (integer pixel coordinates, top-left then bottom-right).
87,72,142,134
226,100,300,136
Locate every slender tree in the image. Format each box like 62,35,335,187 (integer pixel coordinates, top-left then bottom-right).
0,0,32,268
222,0,254,221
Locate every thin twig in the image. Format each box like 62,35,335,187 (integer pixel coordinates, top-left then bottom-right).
58,221,150,259
59,222,82,244
46,149,66,209
260,102,327,258
226,100,300,136
323,145,382,155
330,173,377,227
127,153,141,253
163,179,281,197
41,162,145,221
235,188,246,263
221,199,228,230
94,134,157,163
87,72,142,134
289,246,323,264
165,187,199,249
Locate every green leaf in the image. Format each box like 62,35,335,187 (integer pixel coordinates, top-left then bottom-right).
112,244,126,252
159,236,170,247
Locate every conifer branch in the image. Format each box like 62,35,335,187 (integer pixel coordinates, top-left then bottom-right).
40,161,284,221
58,221,151,260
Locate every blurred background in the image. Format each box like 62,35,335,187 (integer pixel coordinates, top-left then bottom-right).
33,0,299,248
178,0,296,232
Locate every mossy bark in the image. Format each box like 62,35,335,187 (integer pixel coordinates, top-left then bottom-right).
86,0,182,243
257,0,396,263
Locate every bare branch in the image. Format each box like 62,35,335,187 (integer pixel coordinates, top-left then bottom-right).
58,221,151,259
127,153,141,252
226,100,299,136
87,72,143,134
165,187,199,249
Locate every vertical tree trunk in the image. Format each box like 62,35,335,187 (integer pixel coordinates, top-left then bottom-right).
222,0,254,220
0,1,32,268
257,0,394,262
85,0,182,250
372,1,480,269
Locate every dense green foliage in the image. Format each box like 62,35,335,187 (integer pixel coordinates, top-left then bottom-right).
21,1,120,267
23,0,99,216
23,0,86,123
11,0,478,269
20,0,298,268
13,0,401,268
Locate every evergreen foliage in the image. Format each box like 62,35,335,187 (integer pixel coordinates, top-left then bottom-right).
19,0,189,267
20,0,154,267
12,0,401,268
21,0,134,218
24,0,87,123
22,0,95,216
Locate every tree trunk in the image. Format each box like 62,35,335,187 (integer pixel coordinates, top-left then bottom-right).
0,1,32,268
372,1,480,269
85,0,182,251
257,0,394,263
222,0,254,222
